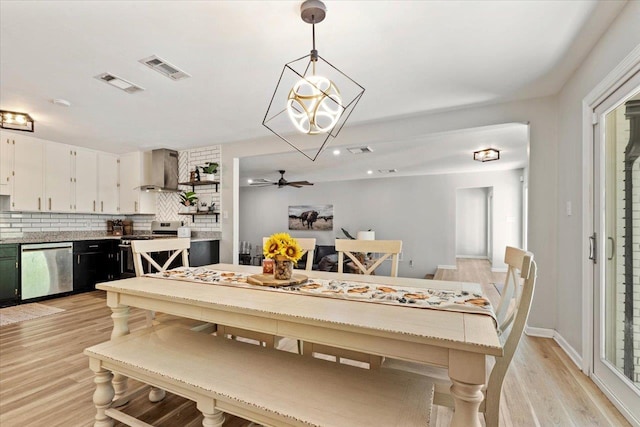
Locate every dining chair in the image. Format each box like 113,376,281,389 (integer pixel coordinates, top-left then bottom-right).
131,238,214,332
302,239,403,368
382,248,537,427
336,239,402,276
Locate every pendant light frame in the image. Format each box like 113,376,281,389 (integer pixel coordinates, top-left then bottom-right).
262,0,365,162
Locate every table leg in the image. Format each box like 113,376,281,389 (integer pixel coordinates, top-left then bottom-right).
448,349,486,427
449,379,483,427
197,400,225,427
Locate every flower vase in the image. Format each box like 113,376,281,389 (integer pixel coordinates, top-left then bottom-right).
274,255,293,280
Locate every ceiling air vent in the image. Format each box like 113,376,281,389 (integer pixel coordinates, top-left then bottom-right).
378,169,398,174
139,55,191,81
95,73,144,94
347,146,374,154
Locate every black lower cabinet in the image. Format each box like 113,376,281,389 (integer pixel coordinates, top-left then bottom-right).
0,244,20,305
73,240,119,292
190,240,220,267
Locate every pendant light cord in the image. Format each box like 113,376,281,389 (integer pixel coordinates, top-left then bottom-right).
311,16,317,74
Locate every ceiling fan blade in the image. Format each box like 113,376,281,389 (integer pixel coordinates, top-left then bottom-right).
286,181,314,186
287,183,304,188
249,182,276,187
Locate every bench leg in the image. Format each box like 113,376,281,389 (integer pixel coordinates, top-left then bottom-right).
91,362,115,427
197,400,225,427
110,305,130,403
149,387,166,402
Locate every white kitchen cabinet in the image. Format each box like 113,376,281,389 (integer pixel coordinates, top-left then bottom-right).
74,148,98,213
0,131,15,197
97,153,119,214
119,151,156,215
44,143,73,212
12,134,44,211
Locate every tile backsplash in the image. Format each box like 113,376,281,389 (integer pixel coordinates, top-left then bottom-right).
0,145,221,239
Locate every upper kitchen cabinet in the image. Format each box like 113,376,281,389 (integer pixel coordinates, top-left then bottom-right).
119,151,156,215
12,134,44,211
97,153,119,214
44,142,73,212
0,132,15,197
74,148,98,213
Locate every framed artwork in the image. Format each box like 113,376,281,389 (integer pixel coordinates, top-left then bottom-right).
288,204,333,231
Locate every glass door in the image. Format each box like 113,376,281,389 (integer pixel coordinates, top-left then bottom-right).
594,80,640,426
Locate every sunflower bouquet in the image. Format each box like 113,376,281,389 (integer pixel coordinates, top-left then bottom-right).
263,233,303,263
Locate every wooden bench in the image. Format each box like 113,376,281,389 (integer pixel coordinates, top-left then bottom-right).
85,325,433,427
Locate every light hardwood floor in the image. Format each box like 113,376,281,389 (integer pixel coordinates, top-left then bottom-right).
0,259,631,426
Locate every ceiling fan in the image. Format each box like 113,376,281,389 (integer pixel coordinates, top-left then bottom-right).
250,170,314,188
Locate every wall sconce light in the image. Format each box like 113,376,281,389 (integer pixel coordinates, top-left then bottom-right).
0,110,34,132
474,148,500,162
263,0,365,161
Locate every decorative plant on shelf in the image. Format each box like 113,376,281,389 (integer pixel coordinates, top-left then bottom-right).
263,233,302,280
179,191,198,213
200,162,219,181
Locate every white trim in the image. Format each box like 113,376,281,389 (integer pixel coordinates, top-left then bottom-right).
591,375,640,427
525,327,583,370
582,44,640,377
436,265,457,270
455,255,489,260
232,157,239,265
490,267,508,273
524,325,554,338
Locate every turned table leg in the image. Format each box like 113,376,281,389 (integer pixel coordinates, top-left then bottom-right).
90,360,115,427
448,349,486,427
198,400,225,427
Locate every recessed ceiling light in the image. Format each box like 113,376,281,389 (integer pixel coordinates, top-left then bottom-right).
333,149,340,155
248,179,253,184
367,170,373,175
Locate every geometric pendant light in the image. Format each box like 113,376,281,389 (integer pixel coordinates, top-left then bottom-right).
263,0,365,161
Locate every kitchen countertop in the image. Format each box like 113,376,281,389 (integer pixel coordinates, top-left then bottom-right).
0,231,221,245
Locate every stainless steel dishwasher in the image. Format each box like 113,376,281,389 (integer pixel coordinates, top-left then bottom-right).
21,242,73,300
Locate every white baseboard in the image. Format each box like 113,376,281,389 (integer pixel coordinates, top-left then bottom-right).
455,255,489,260
491,267,508,273
525,326,583,369
437,265,457,270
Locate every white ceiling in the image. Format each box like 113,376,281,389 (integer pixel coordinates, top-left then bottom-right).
0,0,626,179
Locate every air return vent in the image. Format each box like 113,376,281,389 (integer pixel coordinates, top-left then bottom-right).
95,73,144,94
139,55,191,81
347,146,373,154
378,169,398,174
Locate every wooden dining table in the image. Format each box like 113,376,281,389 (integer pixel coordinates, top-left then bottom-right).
96,263,501,427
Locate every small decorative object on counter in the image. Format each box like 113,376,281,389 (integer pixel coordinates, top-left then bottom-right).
262,259,274,274
263,233,302,280
112,219,123,236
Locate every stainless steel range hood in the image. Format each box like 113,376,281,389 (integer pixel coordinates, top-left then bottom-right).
139,149,179,192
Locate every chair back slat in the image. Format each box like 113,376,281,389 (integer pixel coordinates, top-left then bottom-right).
131,238,191,276
495,246,531,334
335,239,402,277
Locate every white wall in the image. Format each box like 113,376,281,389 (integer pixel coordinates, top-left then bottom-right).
456,187,489,258
556,1,640,356
239,169,522,279
223,95,557,329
